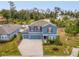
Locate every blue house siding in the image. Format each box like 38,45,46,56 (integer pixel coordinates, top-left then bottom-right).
0,34,10,41
0,30,19,41
22,31,28,39
42,24,57,34
22,32,43,39
29,34,42,39
23,34,28,39
22,24,57,39
28,32,42,39
42,24,57,39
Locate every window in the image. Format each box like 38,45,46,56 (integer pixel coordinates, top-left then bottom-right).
38,26,41,32
29,26,31,31
48,27,52,33
29,26,34,32
34,26,37,32
40,27,42,32
29,26,42,32
38,26,40,31
1,36,4,39
34,26,42,32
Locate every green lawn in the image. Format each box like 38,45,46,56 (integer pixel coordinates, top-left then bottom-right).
0,33,22,56
43,45,72,56
60,36,79,48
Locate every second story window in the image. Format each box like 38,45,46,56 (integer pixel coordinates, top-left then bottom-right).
29,26,34,32
48,27,52,33
34,26,37,32
37,26,42,32
29,26,42,32
38,26,40,32
40,27,42,32
34,26,42,32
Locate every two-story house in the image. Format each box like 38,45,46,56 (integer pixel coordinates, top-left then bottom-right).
22,19,57,39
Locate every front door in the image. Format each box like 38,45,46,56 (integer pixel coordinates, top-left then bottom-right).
43,36,48,39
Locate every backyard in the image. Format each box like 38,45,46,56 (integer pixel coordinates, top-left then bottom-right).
43,28,79,56
0,33,22,56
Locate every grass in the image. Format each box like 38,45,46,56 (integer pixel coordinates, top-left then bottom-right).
43,45,72,56
43,28,79,56
61,36,79,47
58,28,79,47
0,33,22,56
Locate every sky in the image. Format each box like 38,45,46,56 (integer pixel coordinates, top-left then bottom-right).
0,1,79,11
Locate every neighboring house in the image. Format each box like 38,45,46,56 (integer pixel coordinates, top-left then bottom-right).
22,19,57,39
0,16,7,24
0,24,21,41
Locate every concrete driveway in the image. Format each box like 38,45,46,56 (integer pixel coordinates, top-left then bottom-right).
18,39,43,57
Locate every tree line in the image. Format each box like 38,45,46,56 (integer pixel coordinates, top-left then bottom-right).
1,7,79,20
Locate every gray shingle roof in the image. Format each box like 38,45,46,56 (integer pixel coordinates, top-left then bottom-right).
0,24,21,34
0,27,7,34
29,19,56,27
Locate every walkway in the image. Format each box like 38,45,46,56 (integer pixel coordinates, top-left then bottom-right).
70,48,79,57
18,39,43,57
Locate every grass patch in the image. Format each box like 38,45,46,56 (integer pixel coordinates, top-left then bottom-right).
59,34,79,47
43,45,72,56
58,28,79,47
0,33,22,56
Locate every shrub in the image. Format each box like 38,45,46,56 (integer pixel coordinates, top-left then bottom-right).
49,39,55,44
43,40,47,45
43,35,63,46
11,35,17,40
47,38,55,44
43,39,50,45
65,21,79,36
54,36,63,46
19,33,22,40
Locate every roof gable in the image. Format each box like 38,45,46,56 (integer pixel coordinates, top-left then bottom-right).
0,27,7,34
29,19,56,27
